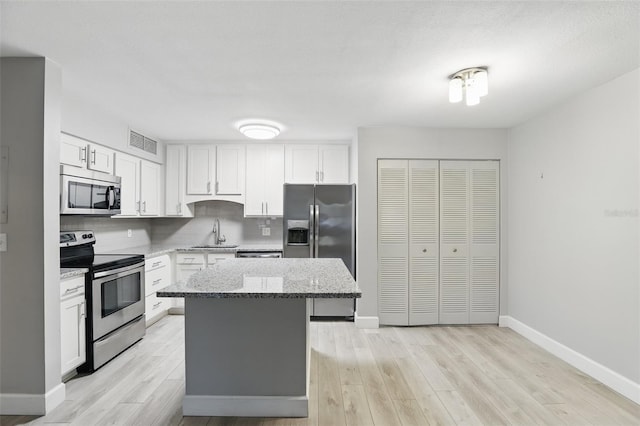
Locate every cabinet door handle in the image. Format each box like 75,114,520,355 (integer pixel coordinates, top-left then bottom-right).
453,248,458,253
152,278,162,286
320,171,324,182
64,285,82,295
177,203,182,214
261,202,264,215
266,202,268,216
136,201,141,213
215,181,219,194
207,181,211,194
315,171,319,182
142,201,146,213
81,147,87,162
80,301,86,317
91,149,96,165
153,301,162,309
152,261,161,268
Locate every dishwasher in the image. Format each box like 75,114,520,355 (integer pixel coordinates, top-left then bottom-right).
236,251,282,258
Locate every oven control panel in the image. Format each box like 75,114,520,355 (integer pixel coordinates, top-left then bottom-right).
60,230,96,247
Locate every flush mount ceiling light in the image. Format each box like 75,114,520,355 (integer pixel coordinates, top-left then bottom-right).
238,123,281,140
449,67,489,106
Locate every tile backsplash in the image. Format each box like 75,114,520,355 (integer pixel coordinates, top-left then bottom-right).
150,200,282,247
60,216,152,252
60,201,282,252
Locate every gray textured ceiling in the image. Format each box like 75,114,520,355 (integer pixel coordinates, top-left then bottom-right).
1,1,639,140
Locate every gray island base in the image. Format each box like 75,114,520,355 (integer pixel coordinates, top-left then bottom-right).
157,258,361,417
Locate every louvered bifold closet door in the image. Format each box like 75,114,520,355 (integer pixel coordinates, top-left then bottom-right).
439,161,470,324
378,160,409,325
408,160,439,325
470,161,499,323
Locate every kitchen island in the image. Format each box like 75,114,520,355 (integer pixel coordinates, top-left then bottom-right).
157,258,361,417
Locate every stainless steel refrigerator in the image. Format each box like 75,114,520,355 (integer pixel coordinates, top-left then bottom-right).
283,183,356,318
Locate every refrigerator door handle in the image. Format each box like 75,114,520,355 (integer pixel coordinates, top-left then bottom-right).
314,204,320,257
309,204,315,258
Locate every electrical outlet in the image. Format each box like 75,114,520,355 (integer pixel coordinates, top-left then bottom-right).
262,227,271,236
127,229,132,238
0,233,6,252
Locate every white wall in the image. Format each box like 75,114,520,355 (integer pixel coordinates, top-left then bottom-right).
507,69,639,384
356,127,509,319
0,58,64,414
62,91,164,164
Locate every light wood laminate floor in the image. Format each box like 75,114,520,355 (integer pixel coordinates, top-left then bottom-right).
2,315,638,426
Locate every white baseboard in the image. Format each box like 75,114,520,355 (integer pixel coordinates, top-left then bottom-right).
500,315,640,404
354,314,379,329
183,395,308,417
0,382,65,415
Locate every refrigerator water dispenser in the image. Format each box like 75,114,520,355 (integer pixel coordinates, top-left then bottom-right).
286,220,309,245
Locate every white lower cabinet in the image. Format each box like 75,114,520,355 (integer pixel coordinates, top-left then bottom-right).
173,251,235,310
144,254,172,326
60,275,86,378
206,252,235,266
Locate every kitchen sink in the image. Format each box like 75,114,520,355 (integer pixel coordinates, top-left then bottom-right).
190,245,239,249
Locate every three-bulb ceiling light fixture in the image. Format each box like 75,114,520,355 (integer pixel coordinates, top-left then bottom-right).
449,67,489,106
238,123,281,140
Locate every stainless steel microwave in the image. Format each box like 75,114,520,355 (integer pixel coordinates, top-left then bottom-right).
60,165,121,215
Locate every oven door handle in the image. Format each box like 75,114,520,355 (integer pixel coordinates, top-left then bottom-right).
93,261,145,279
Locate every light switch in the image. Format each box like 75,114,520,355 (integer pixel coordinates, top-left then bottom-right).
0,233,6,252
262,227,271,236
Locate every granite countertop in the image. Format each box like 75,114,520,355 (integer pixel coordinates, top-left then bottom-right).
157,258,361,299
104,243,283,258
60,267,88,279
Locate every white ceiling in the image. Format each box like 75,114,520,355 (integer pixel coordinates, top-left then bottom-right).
1,1,639,141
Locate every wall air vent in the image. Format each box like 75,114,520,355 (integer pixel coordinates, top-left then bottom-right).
129,130,158,155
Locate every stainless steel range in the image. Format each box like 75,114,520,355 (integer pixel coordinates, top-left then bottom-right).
60,231,145,372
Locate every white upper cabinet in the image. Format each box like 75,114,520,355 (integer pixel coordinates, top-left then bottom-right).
318,145,349,183
60,133,115,174
115,152,160,217
245,144,284,216
284,145,319,184
216,145,245,195
186,144,244,198
139,160,160,216
88,143,115,174
187,145,215,195
115,152,140,216
165,144,192,216
285,144,349,184
60,133,88,168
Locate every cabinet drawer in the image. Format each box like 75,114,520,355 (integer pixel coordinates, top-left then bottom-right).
145,268,170,296
176,253,206,265
206,252,236,266
145,293,169,319
60,275,86,299
145,254,170,272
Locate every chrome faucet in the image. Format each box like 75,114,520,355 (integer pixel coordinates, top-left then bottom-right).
213,218,226,246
